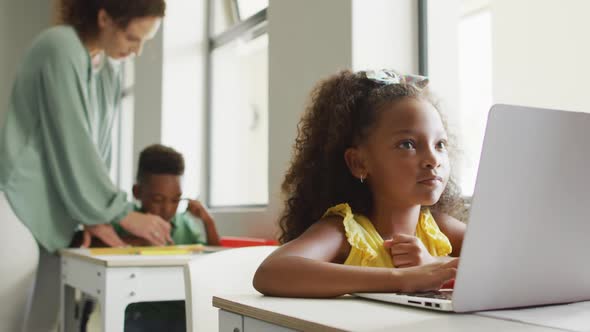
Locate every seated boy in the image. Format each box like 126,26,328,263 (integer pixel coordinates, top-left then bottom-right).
116,143,220,247
115,144,220,331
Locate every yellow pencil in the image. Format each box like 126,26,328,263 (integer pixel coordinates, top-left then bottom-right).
89,244,204,256
139,249,193,255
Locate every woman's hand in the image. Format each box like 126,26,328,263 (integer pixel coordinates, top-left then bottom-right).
395,259,458,293
119,211,174,246
384,234,436,268
81,224,127,248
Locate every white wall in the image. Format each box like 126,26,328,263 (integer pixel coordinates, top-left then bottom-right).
133,26,164,172
426,0,460,126
492,0,590,113
352,0,418,73
0,0,51,128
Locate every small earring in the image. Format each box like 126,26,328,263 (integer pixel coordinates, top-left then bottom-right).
360,175,365,184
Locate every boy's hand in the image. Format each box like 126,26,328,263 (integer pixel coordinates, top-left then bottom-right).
384,234,436,268
119,211,174,246
82,224,127,248
187,199,214,224
187,199,221,245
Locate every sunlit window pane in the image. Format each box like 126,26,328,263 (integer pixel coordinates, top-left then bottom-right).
457,10,492,195
162,0,204,199
235,0,268,20
209,34,268,206
212,0,236,36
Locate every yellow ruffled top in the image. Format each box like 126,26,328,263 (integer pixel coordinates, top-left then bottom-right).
322,203,452,268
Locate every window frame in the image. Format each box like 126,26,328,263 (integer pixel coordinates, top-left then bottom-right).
418,0,428,76
204,0,269,209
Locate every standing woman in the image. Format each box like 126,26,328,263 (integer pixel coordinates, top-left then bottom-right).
0,1,171,330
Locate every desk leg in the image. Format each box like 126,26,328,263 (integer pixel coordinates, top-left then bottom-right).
59,283,77,332
100,296,127,332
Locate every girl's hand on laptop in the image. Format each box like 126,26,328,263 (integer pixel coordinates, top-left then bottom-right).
384,234,436,268
119,211,174,246
81,224,127,248
397,259,459,292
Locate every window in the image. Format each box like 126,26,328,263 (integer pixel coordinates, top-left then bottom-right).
425,0,493,196
426,0,589,197
456,9,492,195
207,0,269,207
234,0,268,20
161,0,205,199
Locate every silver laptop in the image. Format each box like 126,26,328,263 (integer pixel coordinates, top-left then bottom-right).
354,104,590,312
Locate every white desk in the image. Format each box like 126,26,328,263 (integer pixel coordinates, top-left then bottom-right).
213,294,563,332
59,248,214,332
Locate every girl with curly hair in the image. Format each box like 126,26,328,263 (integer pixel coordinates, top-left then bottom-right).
254,69,466,297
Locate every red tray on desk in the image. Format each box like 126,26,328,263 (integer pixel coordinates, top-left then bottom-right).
220,236,278,248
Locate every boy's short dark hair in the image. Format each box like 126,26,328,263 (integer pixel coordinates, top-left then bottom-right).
136,144,185,183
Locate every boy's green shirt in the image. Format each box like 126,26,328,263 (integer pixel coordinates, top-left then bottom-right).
113,206,207,245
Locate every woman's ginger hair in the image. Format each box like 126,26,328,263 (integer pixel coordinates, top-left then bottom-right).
55,0,166,39
279,70,466,244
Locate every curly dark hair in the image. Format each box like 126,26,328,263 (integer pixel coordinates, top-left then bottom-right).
279,70,466,244
137,144,184,183
58,0,166,39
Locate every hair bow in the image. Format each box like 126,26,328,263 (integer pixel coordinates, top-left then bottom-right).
365,69,429,89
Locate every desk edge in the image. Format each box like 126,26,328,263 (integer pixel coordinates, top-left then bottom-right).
59,249,107,266
212,296,345,332
59,250,194,267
